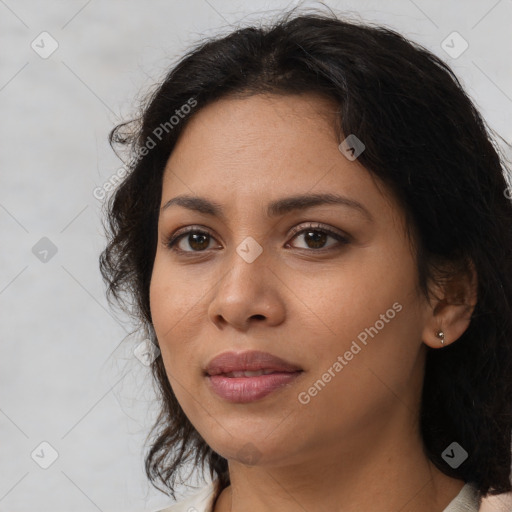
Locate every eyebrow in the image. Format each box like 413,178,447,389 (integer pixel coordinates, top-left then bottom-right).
161,193,374,222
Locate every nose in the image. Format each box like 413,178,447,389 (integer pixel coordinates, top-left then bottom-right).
207,241,286,332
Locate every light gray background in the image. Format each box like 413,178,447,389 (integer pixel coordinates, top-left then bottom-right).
1,1,511,511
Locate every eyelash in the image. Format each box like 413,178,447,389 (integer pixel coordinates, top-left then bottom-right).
163,222,350,255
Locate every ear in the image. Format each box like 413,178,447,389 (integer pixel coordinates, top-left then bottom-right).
421,259,478,349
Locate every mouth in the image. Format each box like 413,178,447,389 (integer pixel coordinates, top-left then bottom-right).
212,369,300,378
204,349,303,377
205,371,303,403
203,350,303,403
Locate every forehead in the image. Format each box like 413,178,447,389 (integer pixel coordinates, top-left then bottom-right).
173,92,339,146
160,93,397,223
166,95,350,181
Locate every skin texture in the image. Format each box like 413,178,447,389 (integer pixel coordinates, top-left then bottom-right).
149,93,477,512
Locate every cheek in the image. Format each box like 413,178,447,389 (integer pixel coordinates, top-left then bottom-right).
149,281,196,411
149,262,185,363
299,243,424,391
150,255,198,333
308,247,418,339
149,251,242,408
294,303,424,446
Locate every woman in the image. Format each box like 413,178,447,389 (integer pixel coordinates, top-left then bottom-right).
99,9,512,512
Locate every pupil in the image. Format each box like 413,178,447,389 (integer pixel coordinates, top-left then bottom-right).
189,233,209,250
306,230,326,248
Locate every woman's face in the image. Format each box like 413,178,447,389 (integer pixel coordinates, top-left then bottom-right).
149,93,431,466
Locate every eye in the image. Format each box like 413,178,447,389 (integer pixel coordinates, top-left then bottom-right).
286,222,350,251
163,222,350,254
164,227,218,253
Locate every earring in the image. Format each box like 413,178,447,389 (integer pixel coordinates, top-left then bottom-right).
436,330,445,345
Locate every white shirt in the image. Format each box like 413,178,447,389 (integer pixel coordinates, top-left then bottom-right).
156,480,481,512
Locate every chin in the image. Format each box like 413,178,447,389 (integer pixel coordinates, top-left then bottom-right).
206,434,300,468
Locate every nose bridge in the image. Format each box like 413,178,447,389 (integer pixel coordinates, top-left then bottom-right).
235,233,266,265
224,233,268,289
221,201,269,270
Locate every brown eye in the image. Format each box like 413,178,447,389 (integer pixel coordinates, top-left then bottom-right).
164,223,350,255
165,229,217,252
287,223,350,251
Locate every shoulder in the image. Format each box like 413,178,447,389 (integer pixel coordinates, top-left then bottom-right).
155,480,218,512
442,482,481,512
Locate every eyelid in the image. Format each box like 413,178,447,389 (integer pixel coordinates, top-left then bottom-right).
287,222,348,241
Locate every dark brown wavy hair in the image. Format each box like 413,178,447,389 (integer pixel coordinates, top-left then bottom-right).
99,7,512,502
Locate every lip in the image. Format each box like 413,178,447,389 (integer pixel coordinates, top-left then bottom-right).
206,372,303,403
204,350,303,376
204,350,303,403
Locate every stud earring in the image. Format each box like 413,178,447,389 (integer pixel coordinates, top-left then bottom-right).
436,330,445,345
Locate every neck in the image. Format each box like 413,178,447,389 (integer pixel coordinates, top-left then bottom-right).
213,405,465,512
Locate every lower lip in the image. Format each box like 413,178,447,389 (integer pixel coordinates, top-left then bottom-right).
206,371,302,403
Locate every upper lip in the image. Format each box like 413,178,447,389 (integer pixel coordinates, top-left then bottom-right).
205,350,303,376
